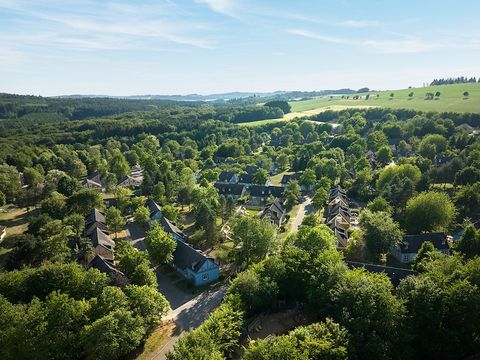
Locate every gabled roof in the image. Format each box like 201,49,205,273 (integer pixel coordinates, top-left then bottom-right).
85,173,102,187
218,171,237,182
117,175,142,185
147,200,185,238
329,202,350,218
85,208,105,226
280,172,302,185
147,199,162,215
333,227,348,248
0,225,6,235
261,199,286,221
214,182,246,196
88,254,124,277
172,240,215,273
328,196,348,208
400,233,449,254
329,185,346,199
89,227,115,249
238,173,255,184
248,185,285,198
84,221,110,237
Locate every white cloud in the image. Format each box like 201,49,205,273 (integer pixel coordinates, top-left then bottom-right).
195,0,239,18
287,28,437,54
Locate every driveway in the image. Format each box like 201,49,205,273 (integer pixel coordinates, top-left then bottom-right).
290,196,313,231
152,283,228,359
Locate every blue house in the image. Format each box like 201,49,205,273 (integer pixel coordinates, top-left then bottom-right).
147,200,220,286
171,240,220,286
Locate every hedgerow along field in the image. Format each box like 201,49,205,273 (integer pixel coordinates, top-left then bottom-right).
290,82,480,114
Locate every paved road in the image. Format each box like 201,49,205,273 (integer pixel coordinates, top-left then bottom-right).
152,284,228,360
291,196,313,231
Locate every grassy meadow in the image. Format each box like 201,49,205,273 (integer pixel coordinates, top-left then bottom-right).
290,82,480,114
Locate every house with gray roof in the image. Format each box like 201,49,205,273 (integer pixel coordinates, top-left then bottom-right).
391,232,451,263
171,240,220,286
260,199,286,226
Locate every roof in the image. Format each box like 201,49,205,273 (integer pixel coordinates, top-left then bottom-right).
218,171,237,182
346,261,417,286
172,240,215,273
214,182,246,196
86,173,102,187
400,232,449,254
238,173,255,184
147,199,162,215
329,185,347,199
88,254,124,277
261,199,286,221
117,175,141,185
328,196,348,208
280,172,302,185
84,221,110,236
148,200,185,238
89,227,115,249
328,202,350,219
85,208,105,226
0,225,6,234
248,185,285,198
333,227,348,248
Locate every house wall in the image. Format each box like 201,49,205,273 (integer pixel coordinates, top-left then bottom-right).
186,260,220,286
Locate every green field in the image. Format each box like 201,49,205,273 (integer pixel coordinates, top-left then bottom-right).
290,82,480,114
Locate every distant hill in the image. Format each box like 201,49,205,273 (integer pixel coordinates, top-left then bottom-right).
289,83,480,114
54,89,356,102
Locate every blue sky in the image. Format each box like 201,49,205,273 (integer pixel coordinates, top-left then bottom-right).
1,0,479,96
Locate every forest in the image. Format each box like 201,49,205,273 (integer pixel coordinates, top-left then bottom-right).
0,96,480,360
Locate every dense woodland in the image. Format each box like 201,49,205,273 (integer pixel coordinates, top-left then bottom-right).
1,96,480,359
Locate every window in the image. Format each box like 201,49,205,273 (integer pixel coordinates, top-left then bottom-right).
202,274,209,281
402,255,409,262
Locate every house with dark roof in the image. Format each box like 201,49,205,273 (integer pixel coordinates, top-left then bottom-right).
247,185,285,206
85,208,106,226
346,261,417,286
117,175,142,189
214,182,246,201
88,254,128,286
391,232,451,263
280,172,314,191
218,171,239,184
329,185,347,199
171,240,220,286
89,227,115,260
147,200,186,241
332,226,349,249
260,199,286,226
83,173,104,191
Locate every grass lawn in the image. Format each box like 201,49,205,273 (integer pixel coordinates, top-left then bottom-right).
211,241,235,264
270,171,289,186
132,321,175,360
0,206,34,236
290,82,480,114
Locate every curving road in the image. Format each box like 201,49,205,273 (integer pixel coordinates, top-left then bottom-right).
290,196,313,231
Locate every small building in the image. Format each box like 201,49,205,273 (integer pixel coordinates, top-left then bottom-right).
238,173,271,187
117,175,142,189
260,199,286,226
332,226,349,249
280,172,314,192
88,254,128,286
85,208,106,226
248,185,285,206
171,240,220,286
329,185,347,200
391,232,451,263
214,182,246,201
218,171,239,184
148,199,186,241
83,173,104,192
0,226,6,241
88,227,115,260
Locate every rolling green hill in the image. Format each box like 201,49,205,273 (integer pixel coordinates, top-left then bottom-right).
290,82,480,114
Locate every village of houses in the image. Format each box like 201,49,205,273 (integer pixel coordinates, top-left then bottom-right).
61,149,452,296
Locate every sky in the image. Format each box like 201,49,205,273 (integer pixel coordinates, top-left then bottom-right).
1,0,479,96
